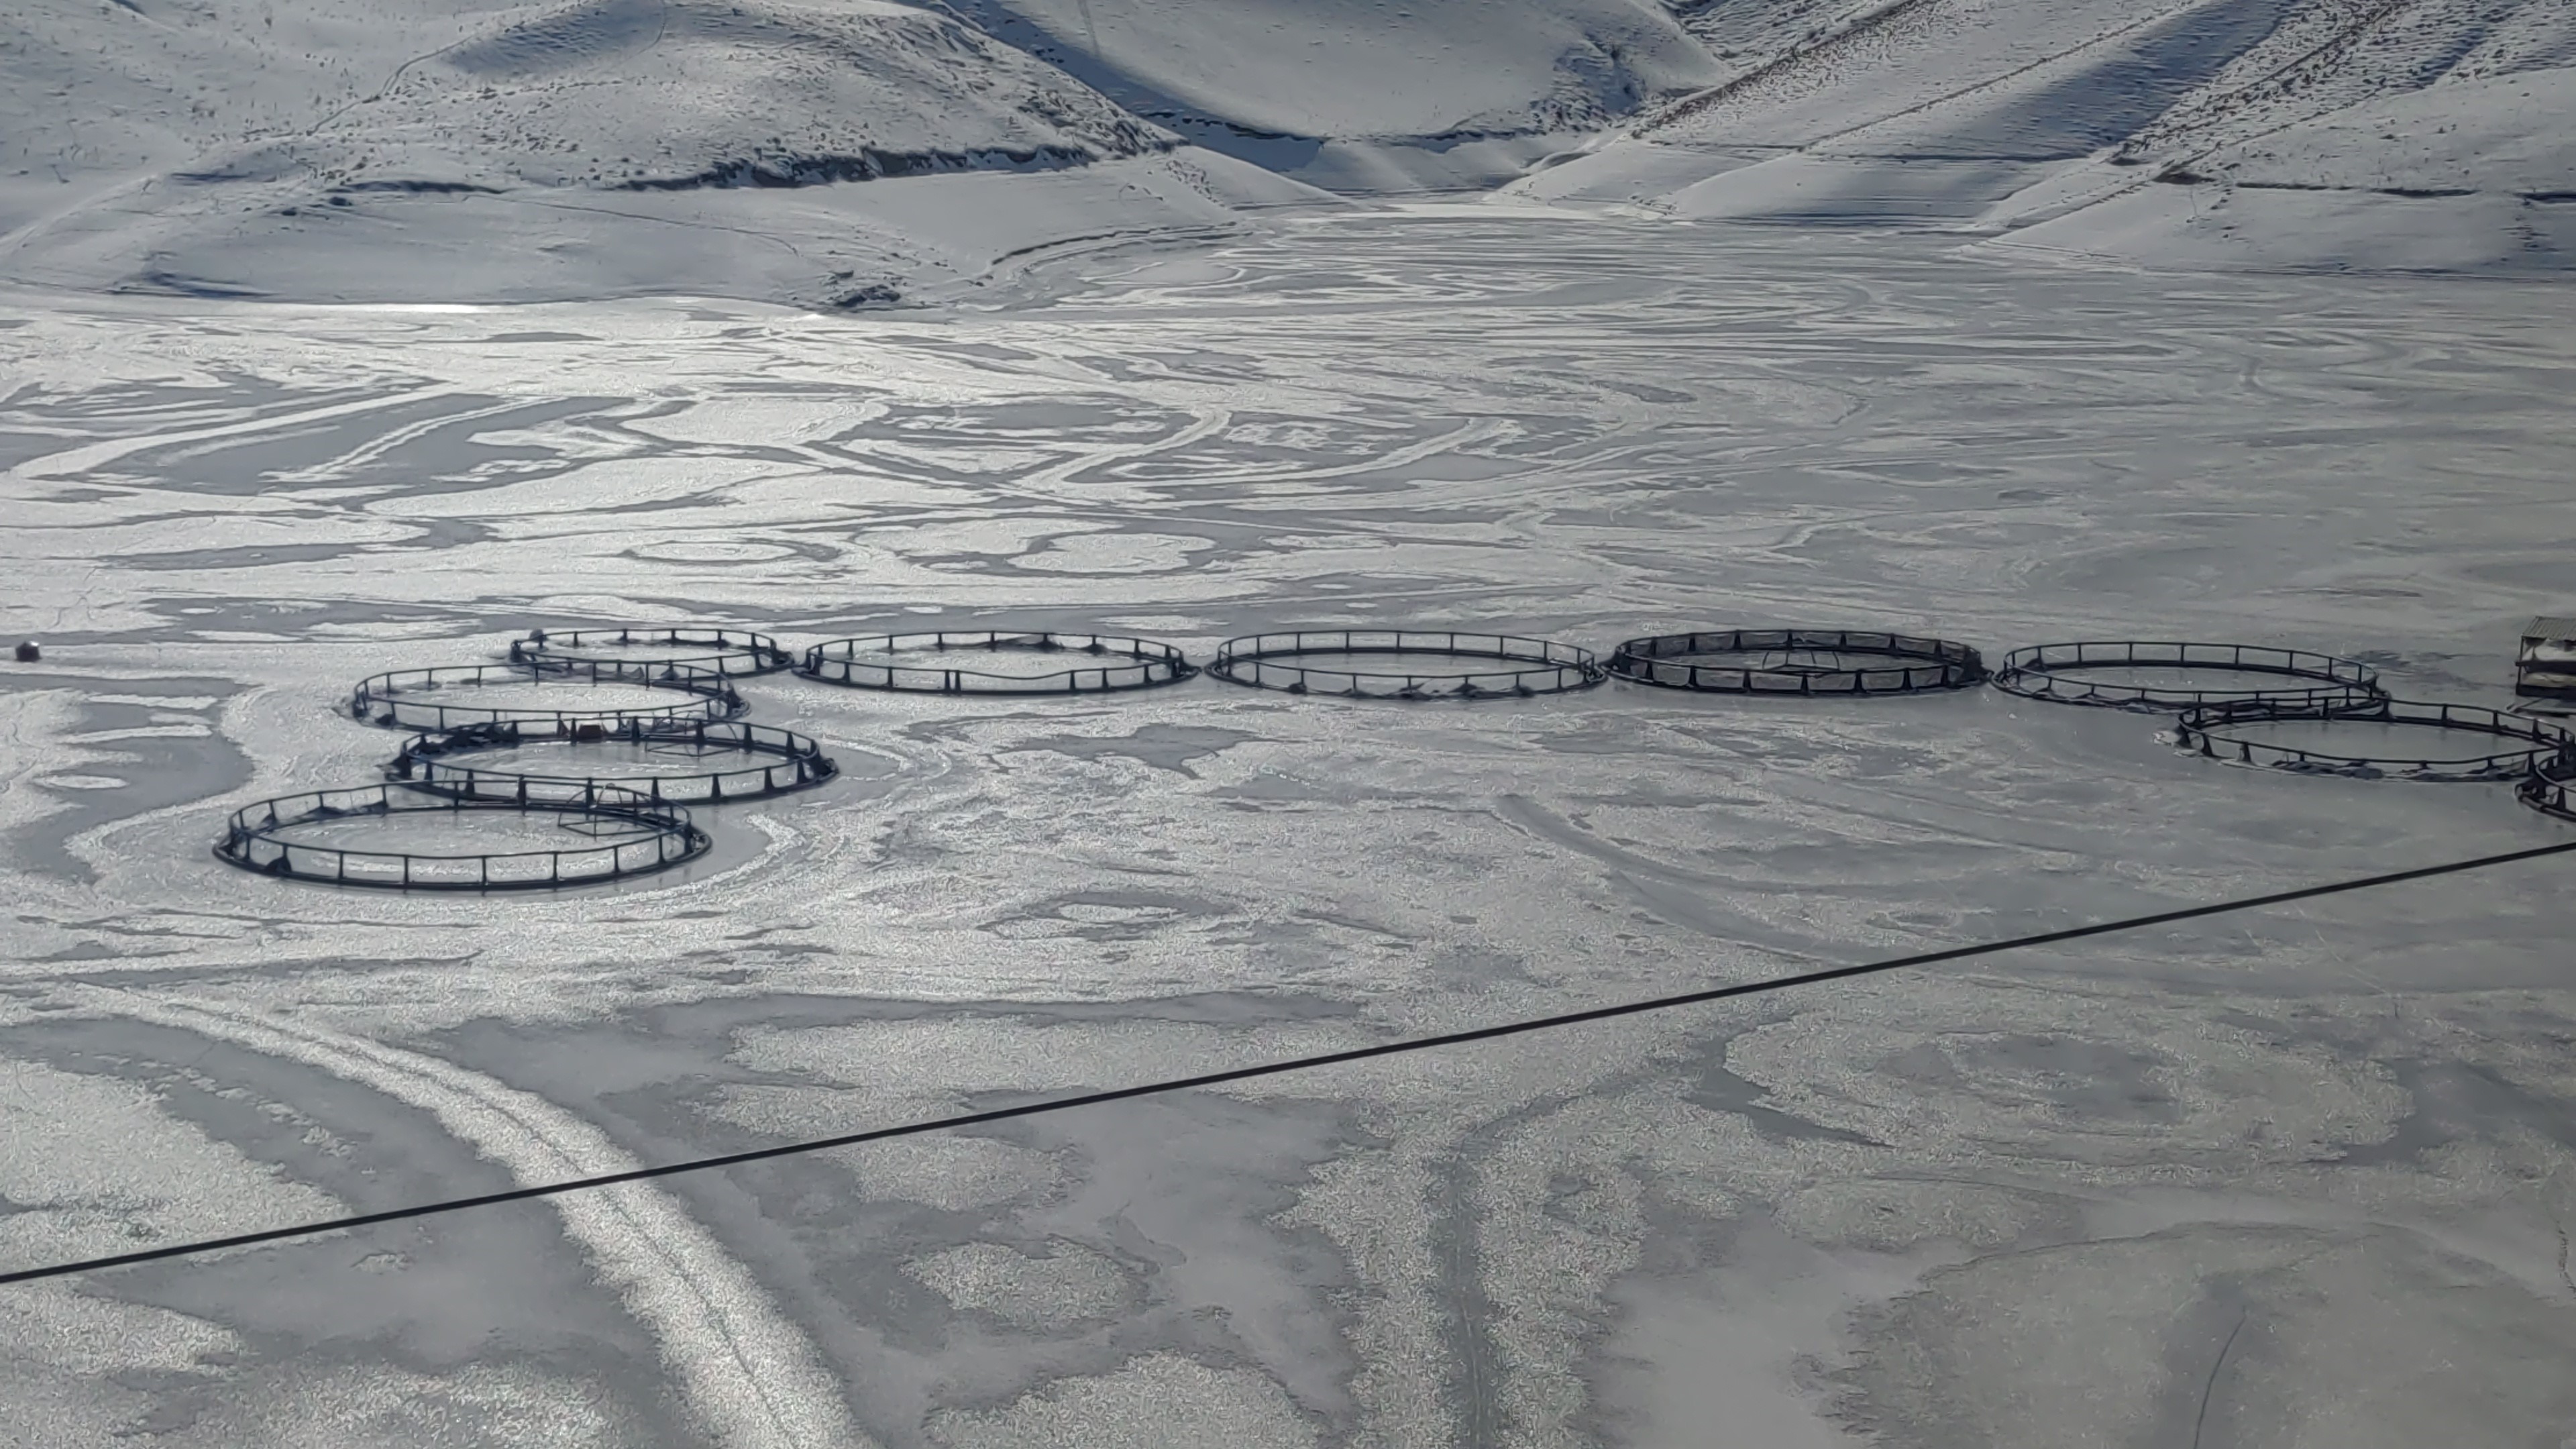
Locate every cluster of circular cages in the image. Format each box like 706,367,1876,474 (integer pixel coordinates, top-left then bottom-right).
224,642,835,890
1990,639,2576,822
784,627,1975,701
798,629,1609,700
220,624,2576,892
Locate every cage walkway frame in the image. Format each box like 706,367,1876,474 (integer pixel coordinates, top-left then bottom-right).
511,626,794,678
214,784,709,890
1208,631,1603,699
2518,752,2576,822
798,631,1194,694
350,659,746,733
2174,697,2575,782
1608,628,1984,695
1990,641,2382,712
390,719,838,806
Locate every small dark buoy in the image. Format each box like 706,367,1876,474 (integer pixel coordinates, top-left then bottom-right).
13,641,38,663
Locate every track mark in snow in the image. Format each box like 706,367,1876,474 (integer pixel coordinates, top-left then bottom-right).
9,386,462,486
2189,1307,2247,1449
70,989,869,1449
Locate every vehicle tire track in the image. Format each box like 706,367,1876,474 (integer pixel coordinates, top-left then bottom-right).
72,987,869,1449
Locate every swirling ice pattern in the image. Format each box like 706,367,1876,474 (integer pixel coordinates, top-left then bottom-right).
67,989,867,1449
5,215,2576,1447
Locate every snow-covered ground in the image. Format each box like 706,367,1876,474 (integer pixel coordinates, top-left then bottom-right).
5,211,2576,1445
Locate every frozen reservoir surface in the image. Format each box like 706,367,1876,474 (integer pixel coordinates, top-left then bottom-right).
3,210,2575,1447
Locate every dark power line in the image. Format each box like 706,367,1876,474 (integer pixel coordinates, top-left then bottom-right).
5,836,2571,1287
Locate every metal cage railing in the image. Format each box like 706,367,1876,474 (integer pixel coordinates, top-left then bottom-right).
1608,628,1985,695
798,631,1194,694
1208,630,1603,699
1991,641,2382,712
2175,697,2574,782
389,718,838,806
213,783,709,891
348,658,745,733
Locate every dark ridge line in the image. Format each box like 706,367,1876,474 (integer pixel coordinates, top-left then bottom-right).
1811,150,2086,164
4,836,2571,1287
331,179,504,195
612,141,1173,192
1150,113,1305,142
2168,176,2540,201
1158,113,1558,149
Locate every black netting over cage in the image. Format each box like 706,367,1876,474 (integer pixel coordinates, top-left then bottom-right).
349,659,746,733
2173,697,2575,782
798,631,1195,694
1208,630,1603,699
1607,628,1984,695
508,625,794,678
2518,752,2576,821
389,718,838,806
214,783,709,890
1990,641,2383,712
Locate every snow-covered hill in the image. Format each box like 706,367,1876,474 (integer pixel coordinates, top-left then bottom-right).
0,0,1332,307
936,0,1727,191
0,0,1728,305
5,0,2574,301
1520,0,2576,273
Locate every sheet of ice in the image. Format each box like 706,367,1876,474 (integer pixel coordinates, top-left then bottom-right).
4,213,2576,1444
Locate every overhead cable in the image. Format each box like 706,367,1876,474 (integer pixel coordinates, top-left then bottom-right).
5,836,2570,1287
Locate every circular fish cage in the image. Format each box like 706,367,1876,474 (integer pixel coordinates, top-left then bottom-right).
1990,641,2381,712
509,625,794,678
2518,752,2576,822
798,631,1194,694
1208,630,1603,699
1607,628,1984,695
2174,697,2575,782
389,718,838,806
213,783,709,890
348,659,746,733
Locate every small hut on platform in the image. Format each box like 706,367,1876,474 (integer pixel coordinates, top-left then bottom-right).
2516,617,2576,699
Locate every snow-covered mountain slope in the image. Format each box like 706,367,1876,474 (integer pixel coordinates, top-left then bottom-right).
1,0,1746,307
934,0,1729,191
7,0,2575,299
0,0,1327,307
0,0,476,237
1516,0,2576,273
